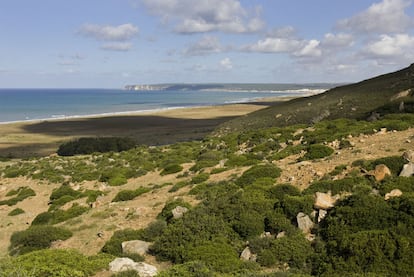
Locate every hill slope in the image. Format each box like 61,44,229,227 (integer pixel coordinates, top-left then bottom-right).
217,63,414,133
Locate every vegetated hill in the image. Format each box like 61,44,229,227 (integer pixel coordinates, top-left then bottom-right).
217,63,414,133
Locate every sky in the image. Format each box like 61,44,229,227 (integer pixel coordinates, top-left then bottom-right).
1,0,414,88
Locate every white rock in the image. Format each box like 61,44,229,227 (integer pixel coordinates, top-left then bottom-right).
122,240,152,256
385,189,403,200
400,163,414,177
109,258,157,277
296,212,314,234
171,206,189,219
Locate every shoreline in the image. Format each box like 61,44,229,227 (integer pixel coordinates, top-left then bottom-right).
0,95,300,158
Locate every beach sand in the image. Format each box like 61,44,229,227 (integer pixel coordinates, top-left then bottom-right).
0,99,287,158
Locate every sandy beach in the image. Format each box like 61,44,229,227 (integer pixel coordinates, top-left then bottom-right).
0,98,289,158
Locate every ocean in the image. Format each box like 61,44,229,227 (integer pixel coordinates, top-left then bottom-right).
0,86,329,124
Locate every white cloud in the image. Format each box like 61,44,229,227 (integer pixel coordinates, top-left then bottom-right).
244,37,302,53
337,0,413,33
78,23,139,41
220,57,233,70
101,42,133,52
184,36,223,56
294,40,322,58
363,34,414,60
322,33,354,48
140,0,264,33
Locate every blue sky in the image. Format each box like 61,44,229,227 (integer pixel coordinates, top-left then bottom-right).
1,0,414,88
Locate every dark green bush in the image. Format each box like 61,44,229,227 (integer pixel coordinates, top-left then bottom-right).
236,164,281,187
157,261,214,277
268,184,301,201
279,195,314,221
57,137,136,156
31,204,89,225
157,199,192,223
1,249,111,277
160,163,183,175
191,172,210,184
300,144,334,161
50,184,81,200
8,208,25,216
101,228,146,257
9,225,73,255
0,186,36,206
112,187,150,202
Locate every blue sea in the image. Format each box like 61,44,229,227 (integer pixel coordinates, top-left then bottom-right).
0,87,328,123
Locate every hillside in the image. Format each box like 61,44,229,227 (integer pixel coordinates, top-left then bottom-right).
0,65,414,276
216,63,414,133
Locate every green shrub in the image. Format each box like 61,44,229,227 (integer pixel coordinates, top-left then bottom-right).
279,195,314,221
32,204,89,225
112,187,150,202
160,164,183,176
101,228,145,256
236,164,281,187
268,184,301,201
8,208,25,216
300,144,334,161
0,187,36,206
0,249,111,277
168,181,190,193
186,239,243,273
157,261,214,277
112,270,140,277
9,225,73,255
108,174,128,186
157,199,192,223
50,184,81,200
191,172,210,184
57,137,136,156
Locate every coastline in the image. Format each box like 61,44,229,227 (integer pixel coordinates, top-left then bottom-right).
0,95,298,158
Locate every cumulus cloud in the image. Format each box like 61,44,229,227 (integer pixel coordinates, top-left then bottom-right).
322,33,354,48
294,40,322,58
140,0,264,33
363,34,414,61
220,57,233,70
243,37,302,53
78,23,139,41
101,42,133,52
337,0,413,33
184,36,224,56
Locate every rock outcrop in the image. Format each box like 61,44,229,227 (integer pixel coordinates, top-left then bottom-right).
400,163,414,177
370,164,392,181
122,240,152,256
296,212,314,234
385,189,403,200
109,258,157,277
171,206,189,219
240,247,256,262
314,191,339,210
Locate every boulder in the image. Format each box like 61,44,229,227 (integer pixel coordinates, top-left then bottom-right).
314,191,338,209
109,258,157,277
109,257,137,272
122,240,152,256
240,247,256,262
171,206,189,219
385,189,403,200
402,150,414,163
372,164,392,181
296,212,314,234
317,209,328,223
400,163,414,177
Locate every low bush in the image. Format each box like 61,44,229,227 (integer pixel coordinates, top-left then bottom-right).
191,172,210,184
0,249,111,277
157,199,192,223
300,144,334,161
160,163,183,176
57,137,136,156
8,208,25,216
9,225,73,255
112,187,150,202
0,187,36,206
31,204,90,225
101,228,145,257
236,164,281,187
